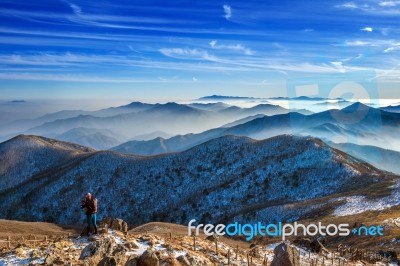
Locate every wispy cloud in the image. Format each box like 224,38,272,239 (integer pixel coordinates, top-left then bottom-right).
336,1,400,15
0,72,177,83
209,40,254,55
223,4,232,20
337,2,358,9
384,43,400,53
379,1,400,7
159,48,215,61
0,52,132,66
361,27,373,32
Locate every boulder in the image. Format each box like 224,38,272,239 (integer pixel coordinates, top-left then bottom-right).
271,243,300,266
176,255,190,266
30,250,42,260
100,217,113,228
98,256,117,266
14,247,26,258
310,239,327,253
44,253,57,264
125,241,139,249
125,255,139,266
138,249,159,266
111,218,129,233
293,237,312,250
79,236,115,260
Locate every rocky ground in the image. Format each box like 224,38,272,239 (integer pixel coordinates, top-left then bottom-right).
0,218,398,266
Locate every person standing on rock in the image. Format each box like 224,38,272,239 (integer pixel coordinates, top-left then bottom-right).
81,192,98,236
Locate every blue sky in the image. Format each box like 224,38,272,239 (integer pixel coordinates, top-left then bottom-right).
1,0,400,101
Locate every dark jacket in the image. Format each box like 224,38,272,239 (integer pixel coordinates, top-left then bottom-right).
81,197,97,215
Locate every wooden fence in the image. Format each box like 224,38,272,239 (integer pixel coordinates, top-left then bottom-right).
0,233,79,249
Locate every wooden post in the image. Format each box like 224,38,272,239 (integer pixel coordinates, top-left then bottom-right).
45,235,48,243
7,236,11,249
247,253,250,266
215,239,218,255
228,249,231,266
236,245,239,260
169,232,172,241
332,253,334,265
263,254,267,266
193,236,196,250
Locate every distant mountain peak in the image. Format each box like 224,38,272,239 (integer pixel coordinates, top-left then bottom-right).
342,102,371,112
124,101,147,107
3,134,95,153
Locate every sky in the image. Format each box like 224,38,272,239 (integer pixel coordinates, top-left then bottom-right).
1,0,400,102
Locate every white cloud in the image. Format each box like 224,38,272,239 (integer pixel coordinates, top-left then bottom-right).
223,4,232,20
338,2,358,9
379,1,400,7
384,43,400,53
342,53,363,62
0,52,132,66
209,40,254,55
361,27,373,32
336,1,400,15
340,40,390,47
343,40,374,46
159,48,215,61
192,77,198,82
61,0,82,16
331,61,346,73
0,72,171,83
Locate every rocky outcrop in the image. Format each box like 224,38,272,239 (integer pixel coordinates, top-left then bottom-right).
80,236,115,261
310,239,327,253
271,242,300,266
176,254,190,266
138,249,159,266
101,217,129,233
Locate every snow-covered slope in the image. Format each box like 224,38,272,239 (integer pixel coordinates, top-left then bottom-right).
0,135,94,192
0,134,397,227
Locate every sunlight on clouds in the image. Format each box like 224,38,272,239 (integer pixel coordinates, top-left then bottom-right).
361,27,373,32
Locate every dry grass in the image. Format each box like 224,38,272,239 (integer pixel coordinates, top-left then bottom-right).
0,219,80,238
129,221,251,249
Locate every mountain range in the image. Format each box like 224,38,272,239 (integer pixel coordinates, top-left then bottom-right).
1,134,397,227
1,101,304,148
112,102,400,157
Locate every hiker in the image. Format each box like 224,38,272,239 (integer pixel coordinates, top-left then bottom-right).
81,192,98,236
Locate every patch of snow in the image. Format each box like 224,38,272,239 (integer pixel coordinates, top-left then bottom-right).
173,250,187,258
127,240,149,256
0,255,31,266
334,181,400,216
